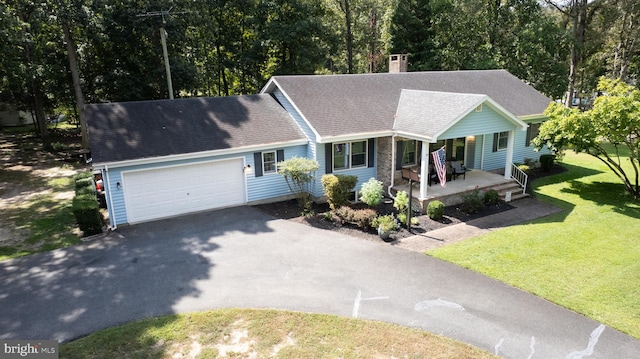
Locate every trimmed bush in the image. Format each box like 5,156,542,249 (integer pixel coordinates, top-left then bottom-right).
321,174,358,209
72,194,103,236
75,185,97,197
427,200,445,220
75,177,94,191
73,171,93,181
359,178,384,207
483,189,500,205
539,154,556,172
461,189,484,214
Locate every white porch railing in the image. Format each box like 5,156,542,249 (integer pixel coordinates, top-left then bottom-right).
511,163,528,194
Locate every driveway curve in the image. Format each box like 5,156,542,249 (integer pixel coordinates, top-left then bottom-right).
1,206,638,358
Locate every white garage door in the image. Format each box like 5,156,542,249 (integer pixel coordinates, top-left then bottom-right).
123,158,245,223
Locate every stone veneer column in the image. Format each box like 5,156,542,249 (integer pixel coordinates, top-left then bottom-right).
376,137,393,192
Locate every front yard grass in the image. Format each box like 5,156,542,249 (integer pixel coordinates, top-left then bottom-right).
60,308,497,358
430,150,640,339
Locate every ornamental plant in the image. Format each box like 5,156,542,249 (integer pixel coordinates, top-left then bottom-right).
359,178,383,207
278,157,319,212
321,174,358,209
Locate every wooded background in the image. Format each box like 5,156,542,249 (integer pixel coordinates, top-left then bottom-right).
1,0,638,143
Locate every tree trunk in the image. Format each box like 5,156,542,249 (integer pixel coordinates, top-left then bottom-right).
345,0,353,74
62,22,88,150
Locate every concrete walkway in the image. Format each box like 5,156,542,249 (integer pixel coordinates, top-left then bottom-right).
393,197,564,252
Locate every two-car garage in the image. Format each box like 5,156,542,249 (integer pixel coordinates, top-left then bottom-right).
121,158,246,224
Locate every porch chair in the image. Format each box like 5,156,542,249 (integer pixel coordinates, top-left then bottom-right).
450,159,468,180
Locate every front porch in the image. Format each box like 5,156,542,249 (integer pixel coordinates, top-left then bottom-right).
392,169,524,209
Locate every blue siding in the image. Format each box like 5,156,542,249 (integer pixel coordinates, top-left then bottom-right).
246,145,308,202
103,144,308,226
514,122,552,163
273,88,316,159
481,134,508,170
315,139,377,198
439,105,518,139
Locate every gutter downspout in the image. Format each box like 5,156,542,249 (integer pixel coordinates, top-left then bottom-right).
104,164,117,230
387,134,396,199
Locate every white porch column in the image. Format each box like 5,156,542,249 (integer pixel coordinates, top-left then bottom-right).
504,130,515,179
419,141,429,199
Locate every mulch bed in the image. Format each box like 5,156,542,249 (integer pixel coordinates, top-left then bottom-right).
254,164,567,243
253,198,514,243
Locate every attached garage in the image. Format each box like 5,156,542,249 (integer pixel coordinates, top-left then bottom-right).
122,158,245,223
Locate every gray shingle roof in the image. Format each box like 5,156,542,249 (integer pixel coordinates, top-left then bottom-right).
266,70,551,139
86,94,306,164
394,90,487,139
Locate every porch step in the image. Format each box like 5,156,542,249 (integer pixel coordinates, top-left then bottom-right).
490,181,529,202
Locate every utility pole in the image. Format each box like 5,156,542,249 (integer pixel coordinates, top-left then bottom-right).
138,8,187,99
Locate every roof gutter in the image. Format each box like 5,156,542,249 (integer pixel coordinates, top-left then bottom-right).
92,139,308,170
317,130,394,144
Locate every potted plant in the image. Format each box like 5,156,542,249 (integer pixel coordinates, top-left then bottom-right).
372,214,398,241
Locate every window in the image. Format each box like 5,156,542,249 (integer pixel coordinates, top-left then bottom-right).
333,140,368,171
262,151,276,174
494,131,509,151
351,141,366,167
333,143,349,170
526,123,542,147
402,140,417,166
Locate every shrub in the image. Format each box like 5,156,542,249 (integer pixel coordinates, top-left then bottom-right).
461,189,484,214
539,154,556,172
483,189,500,205
332,207,376,229
321,174,358,210
75,177,94,191
393,191,409,213
359,178,383,207
73,171,93,181
372,214,398,233
72,194,103,236
427,200,444,220
278,157,319,211
517,164,531,174
75,185,96,197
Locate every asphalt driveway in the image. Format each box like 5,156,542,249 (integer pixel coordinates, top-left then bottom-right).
1,206,638,358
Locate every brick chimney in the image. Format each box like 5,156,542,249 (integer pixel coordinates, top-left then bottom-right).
389,54,408,73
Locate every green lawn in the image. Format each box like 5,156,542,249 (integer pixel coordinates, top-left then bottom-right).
430,150,640,339
61,309,497,359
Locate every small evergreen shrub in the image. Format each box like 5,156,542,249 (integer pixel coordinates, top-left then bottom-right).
426,200,444,220
321,174,358,209
483,189,500,205
75,177,94,191
372,214,398,233
359,178,383,207
517,164,531,174
461,189,484,214
72,194,103,236
539,154,556,172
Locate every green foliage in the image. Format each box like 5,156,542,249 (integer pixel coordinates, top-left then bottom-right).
72,195,102,236
483,189,500,205
333,207,377,229
278,157,319,211
74,177,94,191
321,174,358,210
73,172,93,181
359,178,384,207
426,200,444,220
372,214,398,233
393,190,409,213
461,189,484,214
539,154,556,172
534,78,640,199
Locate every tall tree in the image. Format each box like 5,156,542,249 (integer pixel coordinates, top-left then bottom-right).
389,0,438,71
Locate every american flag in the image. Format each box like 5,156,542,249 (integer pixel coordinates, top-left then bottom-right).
431,146,447,187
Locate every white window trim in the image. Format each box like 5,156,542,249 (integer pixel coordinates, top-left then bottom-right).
497,131,509,151
262,151,277,174
401,139,418,167
333,140,368,171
